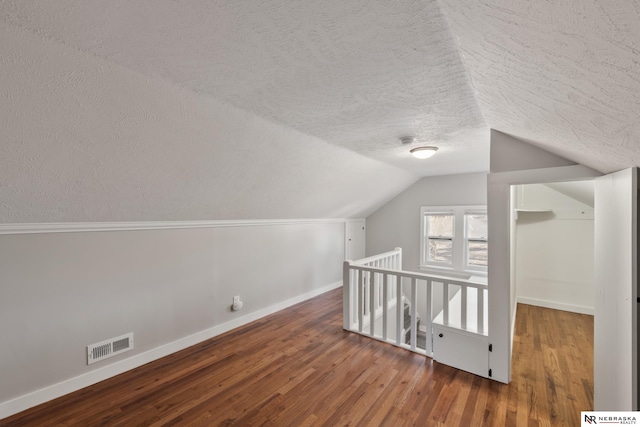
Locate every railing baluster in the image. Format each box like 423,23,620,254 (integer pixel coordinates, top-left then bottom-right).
371,270,376,312
377,272,382,312
351,269,357,328
389,274,395,302
373,271,378,312
461,286,468,330
382,273,388,341
343,261,351,330
370,272,376,337
410,278,417,351
396,275,402,346
369,271,373,312
362,271,367,318
358,268,365,333
443,282,449,326
425,279,433,356
477,287,484,335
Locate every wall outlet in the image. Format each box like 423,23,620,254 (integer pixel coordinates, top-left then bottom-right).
232,296,243,311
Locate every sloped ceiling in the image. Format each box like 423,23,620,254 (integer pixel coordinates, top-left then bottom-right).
0,0,638,222
0,23,417,222
544,182,594,207
438,0,640,172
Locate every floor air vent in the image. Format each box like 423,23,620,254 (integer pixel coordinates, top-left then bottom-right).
87,332,134,365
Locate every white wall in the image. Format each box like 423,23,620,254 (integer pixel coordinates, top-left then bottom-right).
490,130,576,173
0,221,344,418
515,182,595,314
365,173,488,272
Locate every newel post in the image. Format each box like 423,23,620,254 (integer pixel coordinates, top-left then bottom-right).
343,260,352,330
394,247,402,270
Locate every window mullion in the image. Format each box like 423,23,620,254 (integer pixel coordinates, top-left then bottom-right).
453,208,465,272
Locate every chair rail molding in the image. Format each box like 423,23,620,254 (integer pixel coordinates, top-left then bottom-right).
0,219,349,235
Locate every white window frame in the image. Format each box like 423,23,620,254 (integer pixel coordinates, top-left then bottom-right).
420,205,487,276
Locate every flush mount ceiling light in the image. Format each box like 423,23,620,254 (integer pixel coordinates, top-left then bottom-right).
409,146,438,159
400,136,438,159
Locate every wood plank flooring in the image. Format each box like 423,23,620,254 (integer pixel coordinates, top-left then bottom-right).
1,289,593,426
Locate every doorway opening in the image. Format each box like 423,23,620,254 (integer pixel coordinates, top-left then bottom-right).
511,180,595,315
510,179,595,410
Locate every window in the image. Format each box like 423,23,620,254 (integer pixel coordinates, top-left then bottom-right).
424,212,454,265
464,211,488,269
420,206,487,274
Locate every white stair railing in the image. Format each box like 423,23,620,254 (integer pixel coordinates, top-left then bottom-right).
345,247,402,326
343,248,488,357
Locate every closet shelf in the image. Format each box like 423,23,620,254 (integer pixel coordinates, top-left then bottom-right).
514,209,553,220
514,209,553,213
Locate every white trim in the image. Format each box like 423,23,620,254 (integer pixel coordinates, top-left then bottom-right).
517,296,595,315
0,280,342,420
510,299,518,359
0,219,348,235
420,208,455,268
488,164,601,384
417,266,479,280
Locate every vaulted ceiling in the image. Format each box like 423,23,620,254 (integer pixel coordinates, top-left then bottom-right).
1,0,638,222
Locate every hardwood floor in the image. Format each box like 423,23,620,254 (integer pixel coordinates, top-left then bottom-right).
1,289,593,426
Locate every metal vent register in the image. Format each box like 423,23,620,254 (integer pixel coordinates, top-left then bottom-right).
87,333,134,365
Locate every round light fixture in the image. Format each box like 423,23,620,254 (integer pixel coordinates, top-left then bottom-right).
410,146,438,159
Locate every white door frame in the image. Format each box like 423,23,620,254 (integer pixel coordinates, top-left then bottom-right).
594,168,638,410
487,165,601,383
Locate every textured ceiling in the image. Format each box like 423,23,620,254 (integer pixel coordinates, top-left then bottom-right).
1,0,639,222
438,0,640,173
0,0,488,176
0,22,417,222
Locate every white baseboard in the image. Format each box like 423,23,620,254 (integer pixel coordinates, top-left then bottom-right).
516,296,594,315
0,281,342,420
